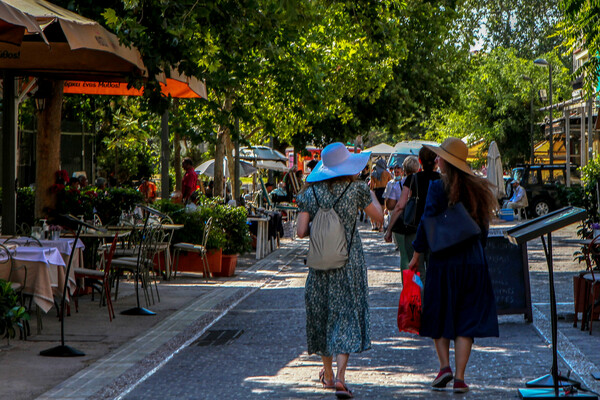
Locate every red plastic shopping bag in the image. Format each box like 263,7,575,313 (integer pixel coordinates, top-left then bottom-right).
397,269,422,334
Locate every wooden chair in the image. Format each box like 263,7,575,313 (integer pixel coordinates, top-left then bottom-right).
172,217,212,281
73,233,119,321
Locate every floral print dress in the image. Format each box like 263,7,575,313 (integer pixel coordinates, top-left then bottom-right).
297,180,373,356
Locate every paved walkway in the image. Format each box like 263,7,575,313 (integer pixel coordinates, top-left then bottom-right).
2,222,598,399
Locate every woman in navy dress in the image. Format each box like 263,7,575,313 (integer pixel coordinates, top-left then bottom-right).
407,137,498,394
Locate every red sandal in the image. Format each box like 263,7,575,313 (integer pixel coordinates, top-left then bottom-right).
319,368,335,389
335,380,354,399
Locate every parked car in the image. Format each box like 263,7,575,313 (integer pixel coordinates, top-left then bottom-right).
508,164,581,217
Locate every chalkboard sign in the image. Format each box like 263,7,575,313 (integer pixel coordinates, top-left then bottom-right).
486,235,532,322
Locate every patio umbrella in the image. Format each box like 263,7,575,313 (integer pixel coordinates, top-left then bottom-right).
487,141,506,199
196,158,257,178
0,1,47,45
0,0,146,80
255,160,289,172
363,143,394,156
63,68,207,99
239,146,287,162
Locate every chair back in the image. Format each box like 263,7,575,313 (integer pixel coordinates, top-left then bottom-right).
202,217,213,248
102,233,120,282
0,243,12,281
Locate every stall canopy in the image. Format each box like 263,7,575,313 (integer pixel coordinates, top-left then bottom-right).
239,146,287,162
363,143,394,156
0,1,47,45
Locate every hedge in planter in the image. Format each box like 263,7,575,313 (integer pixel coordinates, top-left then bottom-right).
216,205,252,277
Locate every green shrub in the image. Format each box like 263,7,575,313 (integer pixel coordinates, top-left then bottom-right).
221,206,252,255
0,280,29,345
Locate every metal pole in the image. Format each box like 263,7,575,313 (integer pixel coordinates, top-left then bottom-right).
2,72,17,235
160,110,170,200
565,108,571,187
548,65,553,164
234,117,240,203
530,89,534,164
581,106,587,165
588,97,594,162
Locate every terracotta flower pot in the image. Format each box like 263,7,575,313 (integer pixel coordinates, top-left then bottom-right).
216,254,238,277
173,248,222,275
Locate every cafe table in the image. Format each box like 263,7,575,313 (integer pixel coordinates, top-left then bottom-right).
5,246,74,313
2,237,85,269
247,216,270,259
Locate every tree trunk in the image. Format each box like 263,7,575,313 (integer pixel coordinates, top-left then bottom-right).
34,80,64,219
174,131,182,192
214,95,233,198
214,127,226,198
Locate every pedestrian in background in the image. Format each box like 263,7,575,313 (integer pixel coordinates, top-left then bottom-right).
384,156,419,273
296,142,383,399
369,158,391,230
181,157,198,204
407,137,498,393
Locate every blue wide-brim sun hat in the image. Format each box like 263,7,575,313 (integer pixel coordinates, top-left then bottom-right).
306,142,371,183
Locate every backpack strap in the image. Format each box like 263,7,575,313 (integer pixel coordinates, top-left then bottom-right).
333,182,352,208
311,185,320,208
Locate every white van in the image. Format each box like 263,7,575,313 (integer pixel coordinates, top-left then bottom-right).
387,140,439,167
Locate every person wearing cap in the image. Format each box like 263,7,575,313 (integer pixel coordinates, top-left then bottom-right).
503,179,527,210
296,142,383,398
138,177,157,203
406,137,499,394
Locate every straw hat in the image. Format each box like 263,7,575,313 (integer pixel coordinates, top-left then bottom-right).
306,142,370,183
424,137,473,176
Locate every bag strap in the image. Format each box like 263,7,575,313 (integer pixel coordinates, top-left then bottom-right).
333,182,353,208
311,186,320,208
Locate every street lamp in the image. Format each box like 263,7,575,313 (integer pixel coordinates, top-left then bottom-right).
522,75,534,164
534,58,553,164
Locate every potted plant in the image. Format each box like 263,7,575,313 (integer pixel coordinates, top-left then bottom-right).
217,205,252,277
0,280,29,347
164,204,226,275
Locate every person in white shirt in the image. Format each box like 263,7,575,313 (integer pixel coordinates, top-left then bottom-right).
382,163,404,211
503,180,527,209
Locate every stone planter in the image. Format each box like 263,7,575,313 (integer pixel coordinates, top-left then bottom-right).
216,254,238,277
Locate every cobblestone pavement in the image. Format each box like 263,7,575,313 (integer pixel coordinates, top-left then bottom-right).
117,223,600,400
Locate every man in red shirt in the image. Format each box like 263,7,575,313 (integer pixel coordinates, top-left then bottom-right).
182,158,198,204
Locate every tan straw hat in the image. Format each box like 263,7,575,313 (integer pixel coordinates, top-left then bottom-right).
424,137,473,175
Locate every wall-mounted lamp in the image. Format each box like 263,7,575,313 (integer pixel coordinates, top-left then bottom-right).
33,79,52,113
538,89,547,103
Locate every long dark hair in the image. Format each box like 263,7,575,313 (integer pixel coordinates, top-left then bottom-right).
442,163,496,228
419,146,437,172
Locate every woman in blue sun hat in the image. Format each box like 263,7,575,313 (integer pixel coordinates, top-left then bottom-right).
296,142,383,399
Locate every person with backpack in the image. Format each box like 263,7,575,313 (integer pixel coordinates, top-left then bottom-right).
296,142,383,399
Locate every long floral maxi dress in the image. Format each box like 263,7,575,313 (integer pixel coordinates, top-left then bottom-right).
297,180,373,356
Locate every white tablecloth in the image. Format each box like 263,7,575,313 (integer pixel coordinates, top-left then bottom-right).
5,246,76,313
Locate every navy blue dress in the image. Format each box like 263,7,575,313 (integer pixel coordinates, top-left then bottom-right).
412,180,499,339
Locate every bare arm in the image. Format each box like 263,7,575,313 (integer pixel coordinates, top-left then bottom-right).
365,190,384,225
296,211,310,238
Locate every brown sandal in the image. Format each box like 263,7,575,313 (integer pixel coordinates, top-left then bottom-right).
319,368,335,389
335,380,354,399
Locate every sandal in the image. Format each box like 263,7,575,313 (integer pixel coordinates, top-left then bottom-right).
319,368,335,389
335,380,354,399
